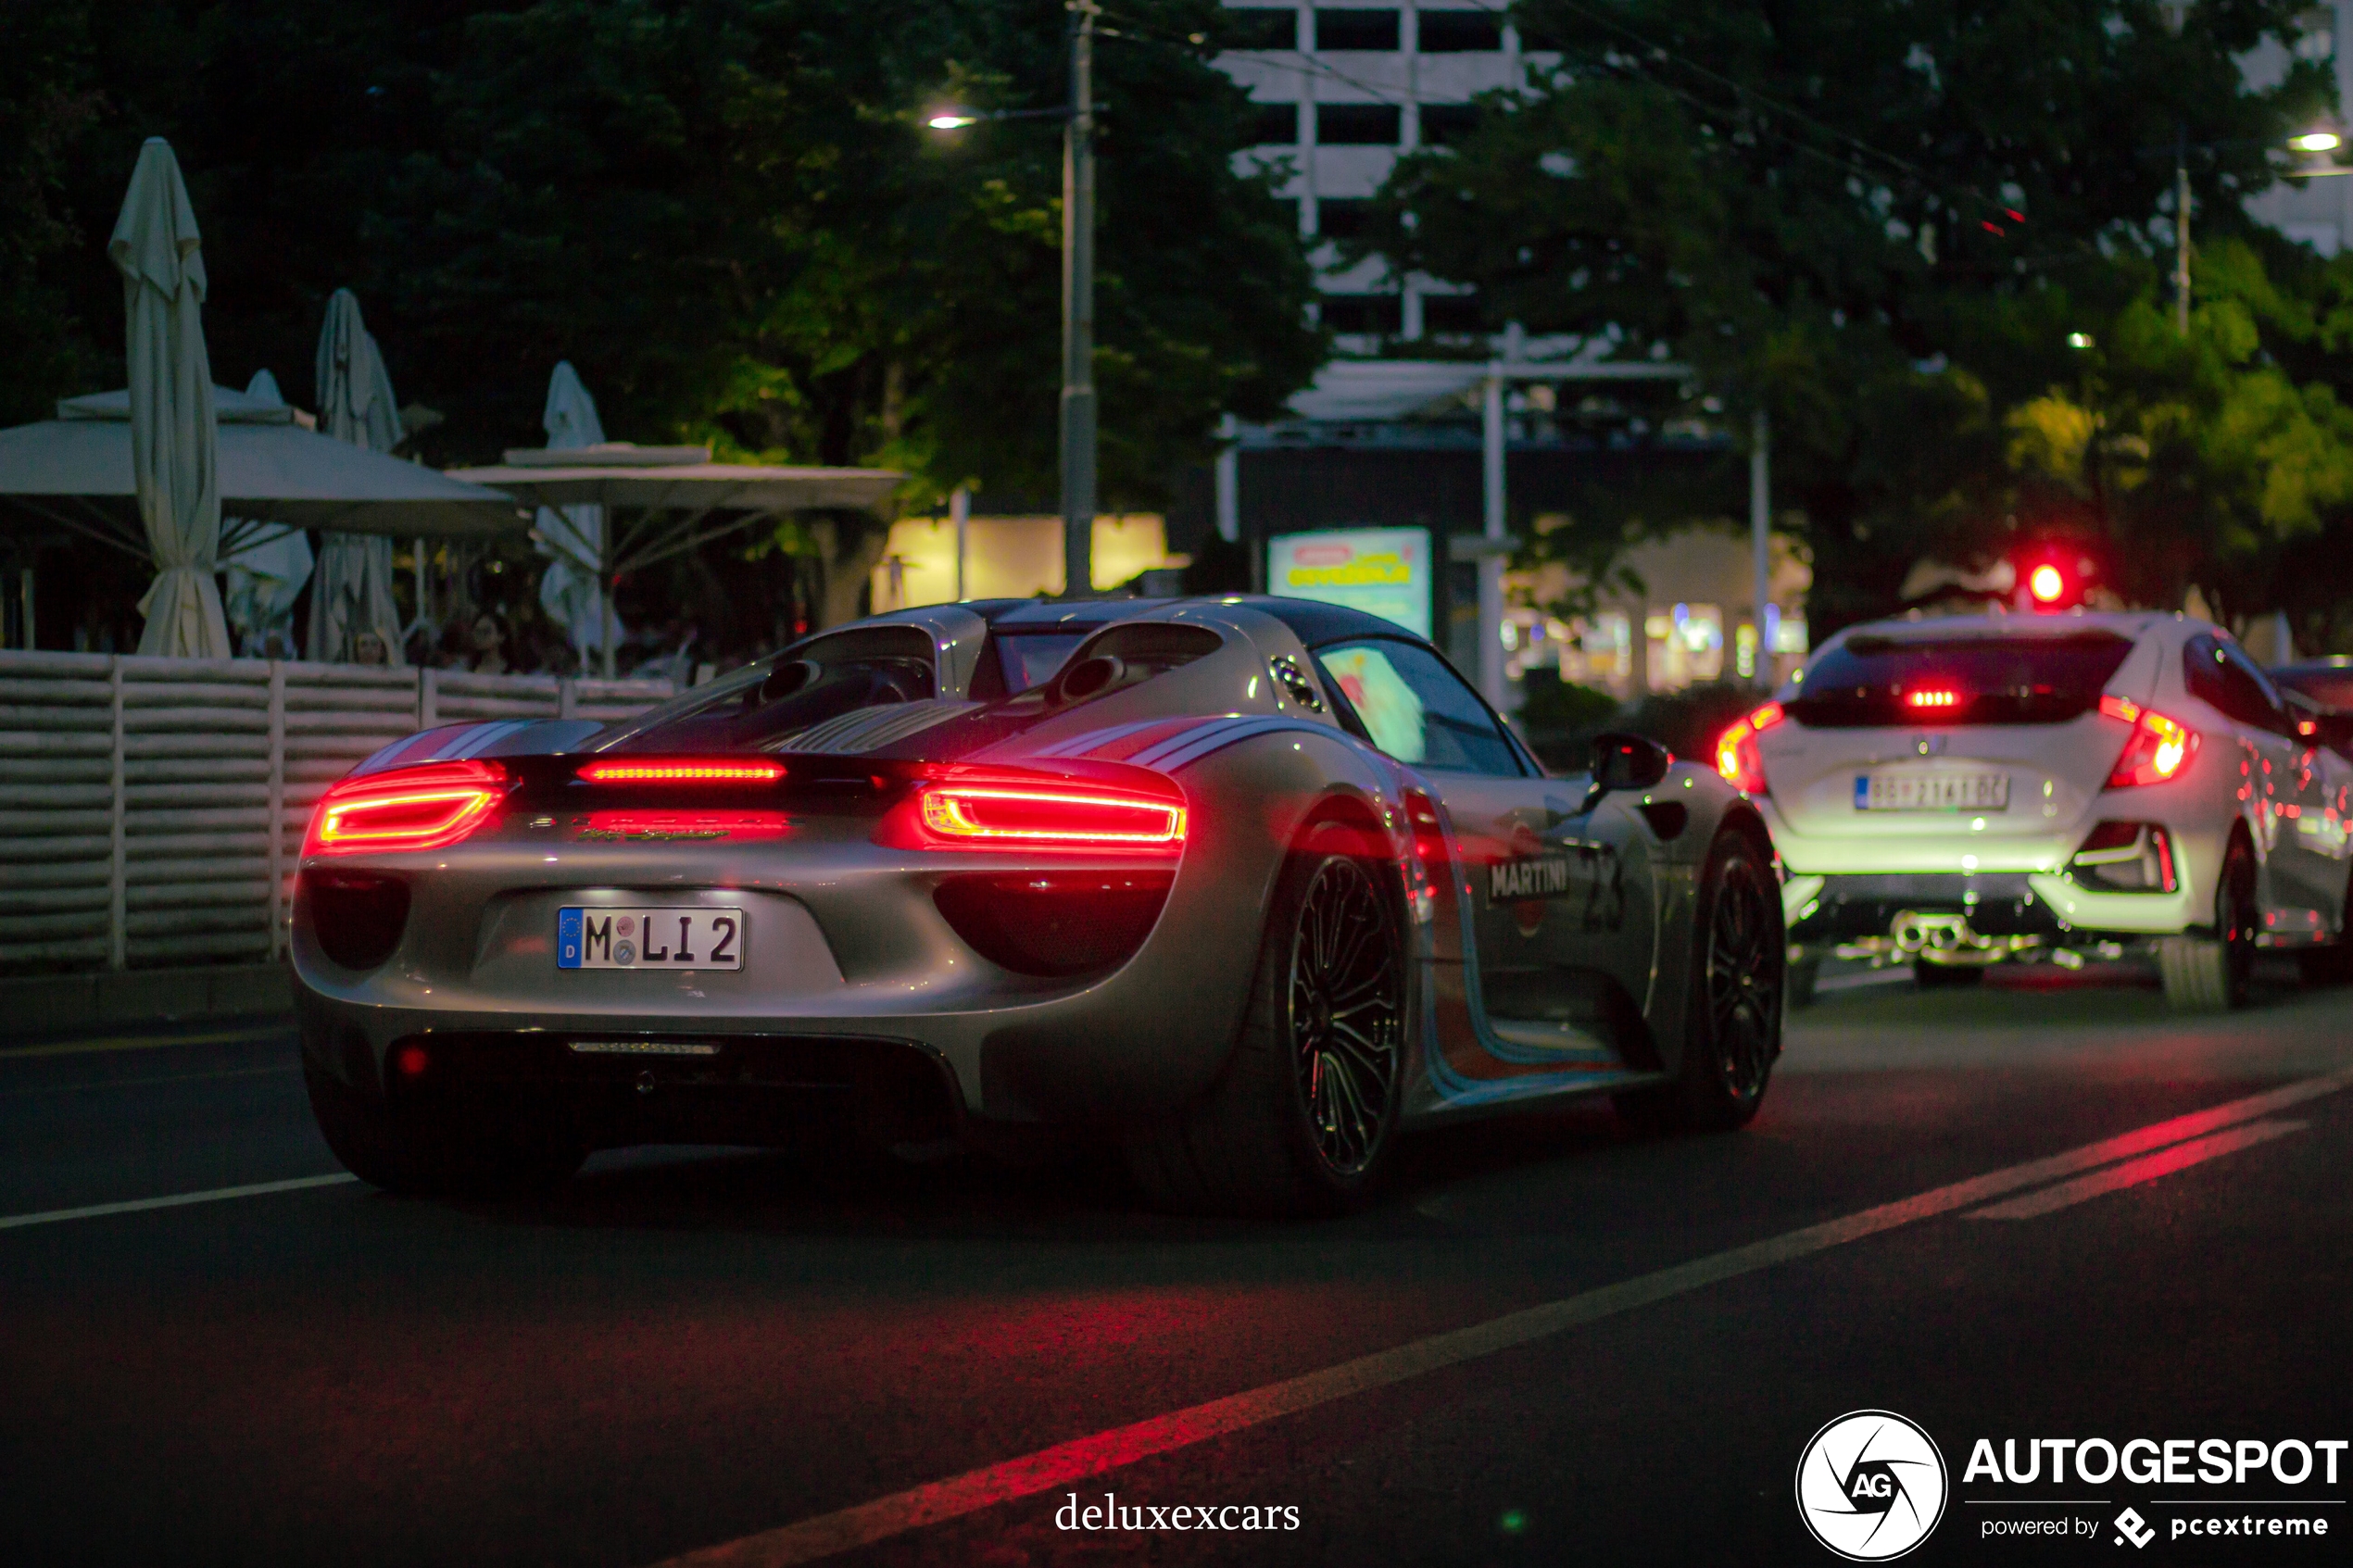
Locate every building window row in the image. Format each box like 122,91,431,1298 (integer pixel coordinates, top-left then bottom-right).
1225,6,1508,55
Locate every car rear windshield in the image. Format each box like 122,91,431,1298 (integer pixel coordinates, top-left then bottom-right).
600,625,937,752
1787,630,2133,727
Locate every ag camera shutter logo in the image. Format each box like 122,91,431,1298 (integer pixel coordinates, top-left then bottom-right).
1796,1410,1949,1561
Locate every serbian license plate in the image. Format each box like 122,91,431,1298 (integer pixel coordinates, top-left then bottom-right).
1855,772,2010,811
558,908,744,970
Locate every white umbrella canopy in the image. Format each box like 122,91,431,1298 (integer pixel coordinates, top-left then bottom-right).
308,290,406,665
530,362,623,658
449,444,900,675
0,386,523,543
110,137,229,659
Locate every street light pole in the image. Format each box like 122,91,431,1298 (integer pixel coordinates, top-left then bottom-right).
1061,0,1099,600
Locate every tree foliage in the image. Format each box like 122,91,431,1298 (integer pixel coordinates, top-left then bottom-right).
1363,0,2343,633
4,0,1322,624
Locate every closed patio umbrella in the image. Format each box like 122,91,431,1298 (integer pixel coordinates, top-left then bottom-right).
531,362,622,660
110,138,230,658
308,290,406,664
220,370,313,657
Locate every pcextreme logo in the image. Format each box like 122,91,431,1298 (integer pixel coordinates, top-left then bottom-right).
1797,1410,1951,1562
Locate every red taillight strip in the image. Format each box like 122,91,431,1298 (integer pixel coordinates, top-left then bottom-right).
306,761,508,856
915,784,1187,850
578,759,786,784
1715,703,1783,794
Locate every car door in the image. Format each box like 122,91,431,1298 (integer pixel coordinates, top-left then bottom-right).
2189,635,2336,920
1312,637,1657,1059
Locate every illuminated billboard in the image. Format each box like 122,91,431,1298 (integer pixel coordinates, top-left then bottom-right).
1265,528,1431,639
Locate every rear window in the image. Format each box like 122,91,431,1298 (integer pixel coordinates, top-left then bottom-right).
1787,631,2133,728
604,625,936,752
988,633,1088,694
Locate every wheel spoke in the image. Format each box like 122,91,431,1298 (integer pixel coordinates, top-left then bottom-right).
1288,858,1402,1177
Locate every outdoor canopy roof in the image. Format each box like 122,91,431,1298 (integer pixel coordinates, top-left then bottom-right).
449,443,900,515
447,440,902,677
0,384,523,554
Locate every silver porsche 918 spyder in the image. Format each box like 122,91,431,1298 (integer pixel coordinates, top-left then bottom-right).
294,596,1782,1214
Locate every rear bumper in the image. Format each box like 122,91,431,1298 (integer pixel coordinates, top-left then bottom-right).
1785,873,2063,944
1784,871,2202,951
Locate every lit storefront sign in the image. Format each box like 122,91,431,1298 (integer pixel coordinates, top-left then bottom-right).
1266,528,1432,640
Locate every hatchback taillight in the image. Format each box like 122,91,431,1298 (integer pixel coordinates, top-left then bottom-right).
1715,703,1784,794
304,760,509,856
2098,696,2198,788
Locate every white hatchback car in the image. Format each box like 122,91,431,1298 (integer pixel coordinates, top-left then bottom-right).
1723,611,2353,1010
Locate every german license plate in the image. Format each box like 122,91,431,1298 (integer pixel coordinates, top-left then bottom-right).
558,908,744,970
1855,772,2009,811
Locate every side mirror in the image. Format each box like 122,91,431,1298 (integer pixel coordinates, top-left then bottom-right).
1590,731,1671,793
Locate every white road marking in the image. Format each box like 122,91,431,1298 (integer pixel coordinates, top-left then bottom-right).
648,1066,2353,1568
0,1173,356,1233
0,1025,289,1061
1964,1119,2306,1220
0,1063,301,1098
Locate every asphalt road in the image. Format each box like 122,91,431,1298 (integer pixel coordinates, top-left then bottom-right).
4,964,2349,1567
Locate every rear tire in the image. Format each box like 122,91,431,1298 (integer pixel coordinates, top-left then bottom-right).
1786,954,1822,1011
1124,839,1406,1217
304,1058,585,1197
2160,834,2257,1012
1616,829,1783,1134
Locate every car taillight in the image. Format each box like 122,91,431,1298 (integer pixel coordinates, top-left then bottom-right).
1715,702,1784,794
1905,688,1960,709
578,759,786,784
905,781,1187,852
2098,695,2198,787
304,760,509,856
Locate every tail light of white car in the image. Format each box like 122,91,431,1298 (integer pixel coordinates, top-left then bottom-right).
2097,696,2199,788
2067,820,2179,893
1715,702,1785,795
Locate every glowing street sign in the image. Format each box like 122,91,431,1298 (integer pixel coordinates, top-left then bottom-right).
1266,528,1431,639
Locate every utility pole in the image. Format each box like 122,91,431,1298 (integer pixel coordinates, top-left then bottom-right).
2174,128,2192,333
1061,0,1099,599
1750,408,1771,684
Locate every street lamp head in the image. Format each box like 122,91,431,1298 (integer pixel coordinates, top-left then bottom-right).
926,109,979,131
2292,130,2342,153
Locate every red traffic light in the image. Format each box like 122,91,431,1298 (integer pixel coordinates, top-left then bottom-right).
2028,563,2067,604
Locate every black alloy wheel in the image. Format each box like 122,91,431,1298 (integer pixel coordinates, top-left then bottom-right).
1287,856,1404,1178
1704,846,1781,1107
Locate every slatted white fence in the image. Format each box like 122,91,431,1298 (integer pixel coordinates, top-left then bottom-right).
0,652,673,972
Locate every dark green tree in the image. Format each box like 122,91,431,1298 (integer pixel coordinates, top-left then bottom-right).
1361,1,2334,632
